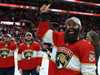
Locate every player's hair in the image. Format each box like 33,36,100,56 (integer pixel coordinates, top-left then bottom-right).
99,39,100,47
87,31,99,46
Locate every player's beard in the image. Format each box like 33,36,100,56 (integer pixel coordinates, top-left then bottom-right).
25,39,33,42
4,39,11,44
64,27,80,44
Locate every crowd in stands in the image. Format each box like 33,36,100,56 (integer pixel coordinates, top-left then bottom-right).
0,8,100,33
0,0,100,47
0,0,100,14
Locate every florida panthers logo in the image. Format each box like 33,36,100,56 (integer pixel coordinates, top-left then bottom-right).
0,50,9,59
56,47,73,69
24,52,33,60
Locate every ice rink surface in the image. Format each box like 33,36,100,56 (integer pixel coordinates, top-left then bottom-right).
14,50,100,75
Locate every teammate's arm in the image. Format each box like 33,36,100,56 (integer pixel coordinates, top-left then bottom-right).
17,45,23,74
80,44,96,75
38,4,59,46
9,40,17,51
36,43,42,73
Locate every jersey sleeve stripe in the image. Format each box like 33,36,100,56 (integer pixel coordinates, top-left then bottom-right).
83,74,96,75
37,51,42,57
43,30,54,45
42,29,50,39
81,64,96,74
50,46,58,61
17,54,22,60
50,58,56,63
73,55,80,60
65,67,81,72
81,63,96,65
67,55,81,70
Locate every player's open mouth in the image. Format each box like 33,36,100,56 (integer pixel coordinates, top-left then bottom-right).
69,30,74,34
69,31,74,34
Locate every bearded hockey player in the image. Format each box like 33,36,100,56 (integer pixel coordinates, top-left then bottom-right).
38,4,96,75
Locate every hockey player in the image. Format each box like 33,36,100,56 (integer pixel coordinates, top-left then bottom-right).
17,32,42,75
38,4,96,75
0,34,17,75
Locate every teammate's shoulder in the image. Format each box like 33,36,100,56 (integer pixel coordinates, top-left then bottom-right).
19,43,24,46
33,41,39,45
0,42,4,44
57,31,65,36
78,39,93,46
82,39,91,44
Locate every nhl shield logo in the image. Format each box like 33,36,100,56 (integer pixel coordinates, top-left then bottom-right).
0,50,9,59
56,47,73,69
24,52,33,60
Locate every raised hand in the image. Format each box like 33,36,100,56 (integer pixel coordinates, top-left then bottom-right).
40,4,51,13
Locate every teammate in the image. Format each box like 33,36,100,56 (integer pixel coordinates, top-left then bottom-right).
38,4,96,75
17,32,42,75
86,31,100,75
0,34,17,75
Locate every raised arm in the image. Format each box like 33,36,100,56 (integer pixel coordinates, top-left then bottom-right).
38,4,59,45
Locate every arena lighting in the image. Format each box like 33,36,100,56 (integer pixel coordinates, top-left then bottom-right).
48,8,100,16
0,3,38,10
0,21,25,26
63,0,100,6
0,21,14,25
0,3,100,17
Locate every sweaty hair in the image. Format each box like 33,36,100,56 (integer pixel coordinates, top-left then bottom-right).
87,31,99,46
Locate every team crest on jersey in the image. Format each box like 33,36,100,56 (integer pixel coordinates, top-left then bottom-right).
24,49,33,60
0,50,9,59
89,51,95,62
56,47,73,69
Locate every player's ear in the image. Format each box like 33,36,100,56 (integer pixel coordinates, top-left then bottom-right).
24,37,26,39
79,26,82,31
10,38,12,41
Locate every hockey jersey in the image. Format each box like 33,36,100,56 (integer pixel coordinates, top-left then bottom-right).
38,21,96,75
17,41,42,70
0,41,17,68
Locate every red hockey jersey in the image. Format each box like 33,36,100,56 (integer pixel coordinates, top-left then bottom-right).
38,22,96,75
17,41,42,70
0,41,17,68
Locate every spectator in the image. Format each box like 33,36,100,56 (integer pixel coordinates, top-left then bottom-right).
86,31,100,75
